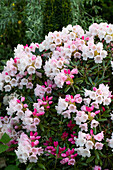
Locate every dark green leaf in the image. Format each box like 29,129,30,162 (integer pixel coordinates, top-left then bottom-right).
0,144,9,154
86,156,95,163
0,133,11,144
5,165,19,170
38,163,46,170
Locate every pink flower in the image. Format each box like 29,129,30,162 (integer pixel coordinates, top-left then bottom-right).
66,81,71,85
21,97,25,102
68,159,75,165
93,165,101,170
95,142,103,150
94,131,104,141
71,69,78,74
54,141,58,147
60,158,69,164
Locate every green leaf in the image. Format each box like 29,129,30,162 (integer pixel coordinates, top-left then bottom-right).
88,77,93,85
26,163,34,170
56,145,59,154
27,96,33,102
97,118,107,122
39,124,44,132
38,163,46,170
64,86,71,93
5,165,19,170
95,150,100,160
86,156,95,163
0,133,11,144
0,144,9,154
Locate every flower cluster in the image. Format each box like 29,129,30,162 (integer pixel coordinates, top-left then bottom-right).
75,131,104,157
0,43,42,92
0,23,113,169
86,23,113,43
56,94,82,118
84,84,112,107
15,132,43,163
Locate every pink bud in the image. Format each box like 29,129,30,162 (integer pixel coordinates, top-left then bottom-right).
90,129,93,135
34,140,39,146
66,81,71,85
34,108,37,113
5,72,8,75
68,69,70,74
32,56,36,60
64,70,67,74
30,131,33,136
49,101,53,104
30,136,35,140
14,126,18,129
85,37,89,41
48,96,53,100
95,110,100,114
93,87,97,91
70,75,74,79
46,106,50,109
82,36,84,40
44,81,47,86
54,141,58,147
36,136,41,140
21,97,25,102
31,142,35,147
34,132,38,136
65,98,69,102
42,97,45,101
17,99,20,103
23,104,28,108
46,96,48,100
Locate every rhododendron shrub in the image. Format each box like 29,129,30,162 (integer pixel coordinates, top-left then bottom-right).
0,23,113,169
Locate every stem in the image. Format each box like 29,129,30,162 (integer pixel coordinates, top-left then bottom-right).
71,84,76,94
54,157,57,169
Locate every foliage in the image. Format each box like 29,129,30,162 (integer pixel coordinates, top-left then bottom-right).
0,22,113,169
43,0,73,36
71,0,106,30
0,0,27,70
101,0,113,24
25,0,44,43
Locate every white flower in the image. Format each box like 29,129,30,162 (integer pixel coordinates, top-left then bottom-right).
105,35,112,43
0,82,4,91
56,97,68,114
82,148,91,157
68,104,76,113
100,50,107,58
91,119,99,128
96,95,103,104
76,137,86,147
4,85,11,92
39,44,45,52
94,55,103,63
5,75,11,83
103,97,111,105
85,141,94,149
83,98,91,106
27,66,35,75
29,155,38,163
69,32,76,39
90,92,96,100
79,123,88,132
10,78,18,87
62,110,71,119
21,78,28,85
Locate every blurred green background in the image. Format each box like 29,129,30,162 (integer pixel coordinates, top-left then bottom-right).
0,0,113,69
